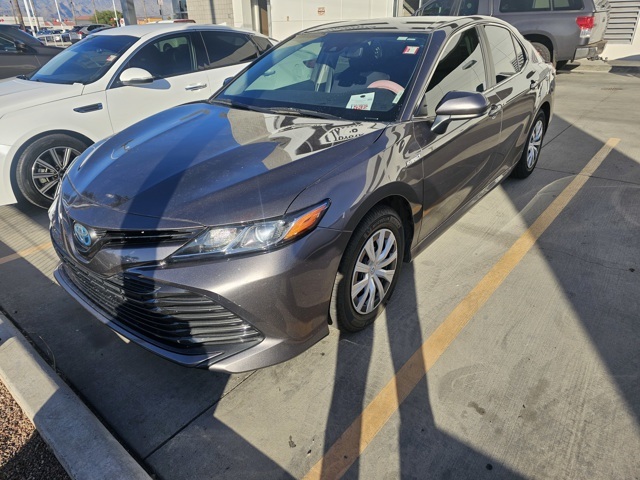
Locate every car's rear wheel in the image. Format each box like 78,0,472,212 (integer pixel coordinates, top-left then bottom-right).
531,42,552,64
16,134,89,208
511,110,546,179
331,206,404,332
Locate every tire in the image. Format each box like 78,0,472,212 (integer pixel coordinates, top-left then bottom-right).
531,42,552,64
511,110,546,179
331,206,405,332
15,134,89,209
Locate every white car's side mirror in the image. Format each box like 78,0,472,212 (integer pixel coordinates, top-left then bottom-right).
120,68,154,86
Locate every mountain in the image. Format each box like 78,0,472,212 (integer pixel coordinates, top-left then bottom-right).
0,0,164,23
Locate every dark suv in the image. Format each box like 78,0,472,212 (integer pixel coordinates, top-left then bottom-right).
414,0,610,67
0,25,63,79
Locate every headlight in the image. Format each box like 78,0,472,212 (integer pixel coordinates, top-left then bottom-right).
170,200,330,260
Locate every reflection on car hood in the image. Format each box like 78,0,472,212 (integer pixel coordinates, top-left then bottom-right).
0,78,84,117
64,103,386,227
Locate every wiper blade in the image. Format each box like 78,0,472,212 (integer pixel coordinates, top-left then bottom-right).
265,107,340,120
208,98,259,112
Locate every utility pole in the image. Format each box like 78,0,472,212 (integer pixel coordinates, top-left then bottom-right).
9,0,25,27
92,0,98,23
27,0,40,29
22,0,35,32
142,0,148,23
69,0,77,25
53,0,63,25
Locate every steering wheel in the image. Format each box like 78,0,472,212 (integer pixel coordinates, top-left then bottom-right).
367,80,404,95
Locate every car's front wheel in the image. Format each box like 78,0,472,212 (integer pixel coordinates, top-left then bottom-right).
15,134,89,208
331,206,405,332
511,110,546,179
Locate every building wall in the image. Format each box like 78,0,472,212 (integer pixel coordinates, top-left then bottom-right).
270,0,396,40
189,0,235,25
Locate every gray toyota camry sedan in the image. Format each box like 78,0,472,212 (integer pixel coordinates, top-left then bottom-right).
50,16,554,372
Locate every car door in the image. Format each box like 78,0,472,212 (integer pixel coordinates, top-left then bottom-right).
481,24,538,179
199,31,261,93
105,31,212,133
411,26,504,241
0,32,39,79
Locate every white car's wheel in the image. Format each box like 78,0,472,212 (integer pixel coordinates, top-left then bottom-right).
16,134,89,208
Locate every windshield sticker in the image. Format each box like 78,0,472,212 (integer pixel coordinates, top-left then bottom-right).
403,46,420,55
392,90,404,104
397,36,408,40
346,93,375,111
106,54,118,62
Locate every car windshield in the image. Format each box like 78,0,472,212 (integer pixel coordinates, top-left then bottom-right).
215,31,429,122
28,35,137,85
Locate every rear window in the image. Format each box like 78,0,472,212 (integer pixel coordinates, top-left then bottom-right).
552,0,584,10
499,0,551,12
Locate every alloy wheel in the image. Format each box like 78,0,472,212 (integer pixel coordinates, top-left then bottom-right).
527,119,544,169
31,146,81,200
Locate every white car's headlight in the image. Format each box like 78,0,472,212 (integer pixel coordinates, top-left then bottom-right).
170,200,330,260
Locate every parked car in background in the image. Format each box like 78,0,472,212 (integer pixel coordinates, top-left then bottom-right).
0,25,63,79
51,17,554,372
0,24,274,208
69,24,111,43
414,0,609,67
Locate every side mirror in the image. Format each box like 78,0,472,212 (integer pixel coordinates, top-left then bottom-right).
119,67,154,86
223,77,233,86
15,41,29,53
428,91,490,135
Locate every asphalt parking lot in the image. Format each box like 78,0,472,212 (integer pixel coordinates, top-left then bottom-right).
1,67,639,479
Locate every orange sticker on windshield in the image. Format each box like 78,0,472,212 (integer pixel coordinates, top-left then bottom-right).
403,46,419,55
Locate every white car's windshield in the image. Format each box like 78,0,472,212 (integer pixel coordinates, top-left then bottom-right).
28,35,137,85
216,31,429,122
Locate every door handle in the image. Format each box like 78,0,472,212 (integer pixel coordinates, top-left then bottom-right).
185,83,207,91
530,79,539,90
488,104,502,118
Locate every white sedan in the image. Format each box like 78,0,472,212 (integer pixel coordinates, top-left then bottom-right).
0,24,274,208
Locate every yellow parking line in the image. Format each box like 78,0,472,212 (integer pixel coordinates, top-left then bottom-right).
304,137,621,480
0,241,53,266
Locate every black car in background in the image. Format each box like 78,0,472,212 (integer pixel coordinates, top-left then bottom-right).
0,25,63,79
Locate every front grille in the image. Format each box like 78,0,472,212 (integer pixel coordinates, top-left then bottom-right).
94,228,202,248
58,251,262,350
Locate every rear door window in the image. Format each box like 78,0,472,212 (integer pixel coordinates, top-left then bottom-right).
416,0,458,15
251,36,274,53
201,32,259,69
484,25,520,84
552,0,584,10
499,0,551,12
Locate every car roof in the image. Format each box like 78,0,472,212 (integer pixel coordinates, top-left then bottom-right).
302,15,503,34
93,23,265,39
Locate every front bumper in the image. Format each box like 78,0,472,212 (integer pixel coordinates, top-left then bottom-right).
0,144,17,206
51,199,349,372
574,40,607,61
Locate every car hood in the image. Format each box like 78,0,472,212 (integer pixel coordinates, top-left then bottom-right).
0,78,84,117
63,103,386,227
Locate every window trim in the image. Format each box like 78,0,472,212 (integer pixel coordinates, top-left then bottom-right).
199,31,259,71
478,23,528,93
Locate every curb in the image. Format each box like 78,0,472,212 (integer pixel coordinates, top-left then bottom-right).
0,314,151,480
